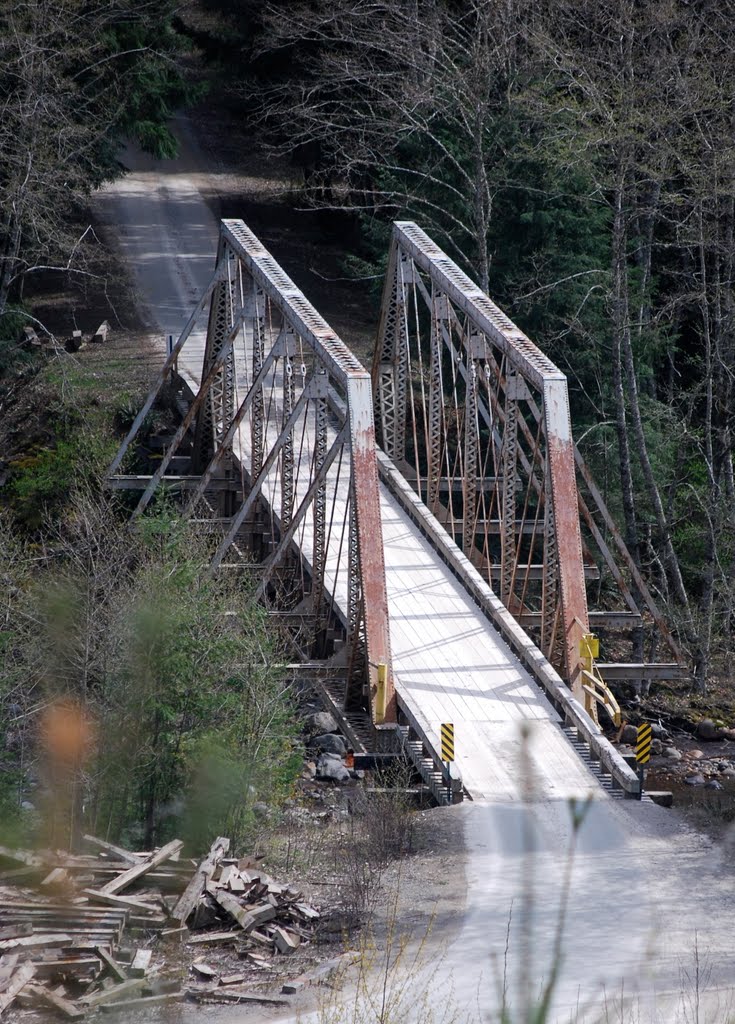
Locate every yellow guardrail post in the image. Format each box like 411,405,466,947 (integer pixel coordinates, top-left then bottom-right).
579,632,621,728
375,662,387,724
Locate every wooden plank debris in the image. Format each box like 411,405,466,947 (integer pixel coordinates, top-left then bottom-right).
0,832,324,1016
94,947,127,983
185,930,240,946
79,978,147,1008
82,837,142,866
99,839,183,896
0,962,36,1015
129,949,152,977
23,983,85,1020
171,836,229,926
99,991,183,1011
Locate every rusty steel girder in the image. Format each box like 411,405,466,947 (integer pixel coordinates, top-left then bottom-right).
372,222,589,694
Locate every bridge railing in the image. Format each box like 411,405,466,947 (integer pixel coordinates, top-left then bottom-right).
108,220,394,725
372,221,684,698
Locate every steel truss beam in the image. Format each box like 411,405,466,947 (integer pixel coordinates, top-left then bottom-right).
106,220,394,728
372,221,685,698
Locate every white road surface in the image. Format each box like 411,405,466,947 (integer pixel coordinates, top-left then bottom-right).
96,121,735,1024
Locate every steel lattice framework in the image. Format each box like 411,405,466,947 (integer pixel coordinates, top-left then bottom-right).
372,223,683,701
109,220,394,725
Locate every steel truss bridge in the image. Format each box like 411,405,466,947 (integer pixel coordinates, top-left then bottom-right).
108,220,687,803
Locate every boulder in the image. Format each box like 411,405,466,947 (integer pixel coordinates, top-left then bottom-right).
651,739,663,756
684,774,706,786
620,724,638,745
304,711,338,736
663,747,682,761
650,722,669,739
704,779,723,791
315,754,350,784
311,733,347,755
697,719,721,742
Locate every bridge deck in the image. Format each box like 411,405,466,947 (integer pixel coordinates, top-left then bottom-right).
176,346,599,801
380,489,598,800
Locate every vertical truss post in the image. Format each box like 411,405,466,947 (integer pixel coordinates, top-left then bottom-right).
541,449,560,662
193,244,236,471
280,333,296,530
348,373,394,723
372,242,409,461
501,373,521,606
463,334,482,560
427,292,447,514
251,284,266,480
345,483,365,710
311,371,329,654
543,379,589,694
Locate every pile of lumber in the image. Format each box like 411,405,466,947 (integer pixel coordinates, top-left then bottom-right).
0,836,191,1017
0,835,323,1016
175,837,320,960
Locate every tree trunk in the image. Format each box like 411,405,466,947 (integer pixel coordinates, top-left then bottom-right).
611,180,640,566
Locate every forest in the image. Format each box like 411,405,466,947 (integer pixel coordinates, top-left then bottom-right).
1,0,735,845
196,0,734,688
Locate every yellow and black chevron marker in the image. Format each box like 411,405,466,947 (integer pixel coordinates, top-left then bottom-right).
441,722,455,763
636,723,652,764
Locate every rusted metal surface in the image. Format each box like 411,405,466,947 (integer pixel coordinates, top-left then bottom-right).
347,375,394,723
543,379,589,697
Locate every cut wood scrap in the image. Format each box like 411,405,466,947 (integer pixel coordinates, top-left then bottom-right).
213,892,276,933
170,836,229,927
79,977,146,1007
82,837,142,866
191,961,217,979
0,924,31,942
248,930,272,947
0,962,35,1015
293,902,320,920
82,888,159,913
0,955,19,992
41,868,69,888
129,949,152,977
219,973,246,986
30,960,102,981
217,865,236,888
94,947,127,983
23,984,84,1020
160,926,187,942
272,927,300,954
187,988,287,1006
0,934,72,952
185,930,240,946
242,952,269,968
99,991,184,1011
98,839,183,896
